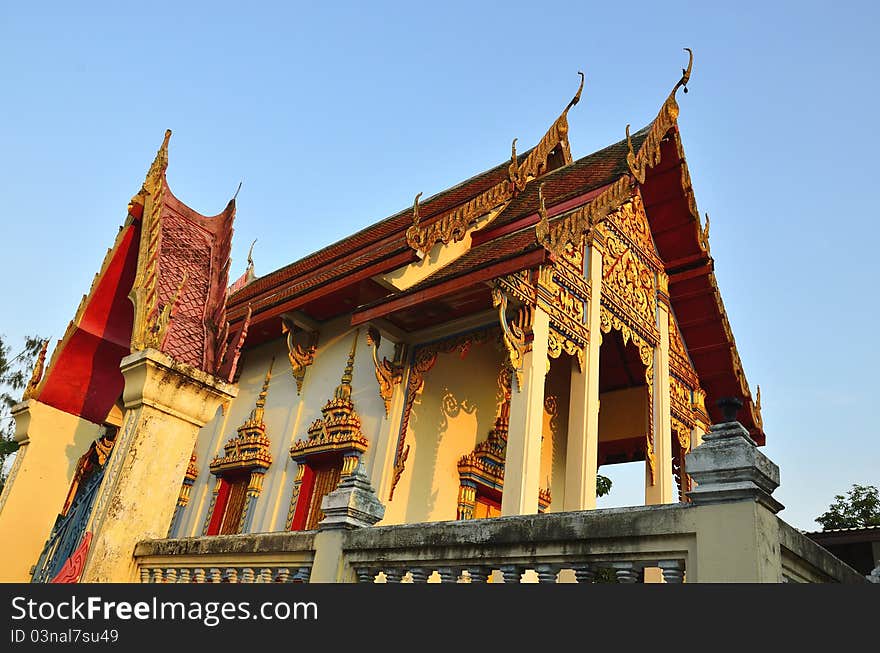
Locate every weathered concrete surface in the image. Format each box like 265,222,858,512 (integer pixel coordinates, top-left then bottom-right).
134,530,316,557
686,420,783,513
80,349,236,582
777,520,867,583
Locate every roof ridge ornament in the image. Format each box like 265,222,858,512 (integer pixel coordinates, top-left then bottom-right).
411,192,422,228
626,48,694,184
405,71,586,256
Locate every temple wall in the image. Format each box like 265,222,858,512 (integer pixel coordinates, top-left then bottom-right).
598,387,649,442
382,335,505,525
0,400,103,581
179,317,393,536
541,356,571,512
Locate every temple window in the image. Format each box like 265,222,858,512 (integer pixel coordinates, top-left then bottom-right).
204,360,274,536
287,333,368,531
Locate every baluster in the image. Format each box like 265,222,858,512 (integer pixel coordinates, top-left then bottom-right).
355,568,376,584
178,569,191,583
139,568,150,583
293,566,311,583
437,567,458,583
150,568,164,584
658,560,684,584
238,568,253,583
222,568,238,583
408,567,429,583
274,568,291,583
499,565,524,584
535,564,559,584
383,568,404,583
572,564,596,584
208,568,222,583
258,568,272,583
611,562,639,584
193,568,206,583
465,567,490,583
165,568,178,583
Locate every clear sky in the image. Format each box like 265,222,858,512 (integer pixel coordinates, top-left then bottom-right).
1,1,877,530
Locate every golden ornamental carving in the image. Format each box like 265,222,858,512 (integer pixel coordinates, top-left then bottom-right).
600,226,658,343
365,326,405,418
626,49,693,185
389,327,497,501
537,175,635,260
669,374,696,428
537,263,589,371
492,286,533,392
129,130,172,352
290,332,369,463
210,359,275,476
668,312,699,388
699,212,711,254
21,339,49,401
408,73,584,256
282,317,318,395
605,192,662,269
671,417,691,452
600,305,656,483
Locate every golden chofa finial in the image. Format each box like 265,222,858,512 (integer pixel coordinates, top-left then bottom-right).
336,330,359,400
535,182,549,243
246,238,257,278
565,71,585,113
141,129,172,196
411,192,422,227
674,48,694,95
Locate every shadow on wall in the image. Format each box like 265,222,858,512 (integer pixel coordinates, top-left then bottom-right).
405,341,504,523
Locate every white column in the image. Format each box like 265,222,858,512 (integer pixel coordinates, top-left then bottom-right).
564,237,603,510
502,308,550,516
645,276,674,505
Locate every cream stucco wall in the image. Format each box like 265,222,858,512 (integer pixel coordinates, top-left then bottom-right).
0,400,103,581
179,317,394,535
541,355,571,512
382,334,504,525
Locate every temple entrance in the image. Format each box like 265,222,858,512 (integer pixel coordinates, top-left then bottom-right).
596,329,651,506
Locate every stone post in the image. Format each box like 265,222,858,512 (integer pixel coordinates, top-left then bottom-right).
309,463,385,583
78,349,236,582
685,397,785,582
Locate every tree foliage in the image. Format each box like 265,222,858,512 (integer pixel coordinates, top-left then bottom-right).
597,474,612,498
815,484,880,530
0,334,46,492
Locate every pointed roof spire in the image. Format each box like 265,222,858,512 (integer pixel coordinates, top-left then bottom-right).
144,129,172,193
246,238,257,281
336,330,359,400
251,357,275,424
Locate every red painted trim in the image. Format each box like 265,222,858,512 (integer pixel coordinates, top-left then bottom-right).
206,479,231,536
227,250,417,325
350,249,546,326
290,465,316,532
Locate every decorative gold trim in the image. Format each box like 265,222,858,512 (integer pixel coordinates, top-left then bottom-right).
129,130,172,352
289,332,369,464
407,73,584,256
600,304,655,483
365,326,405,418
282,317,318,395
626,48,693,185
537,175,635,260
492,286,532,392
21,339,49,401
209,359,274,476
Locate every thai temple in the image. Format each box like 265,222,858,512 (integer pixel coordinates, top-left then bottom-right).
0,53,868,583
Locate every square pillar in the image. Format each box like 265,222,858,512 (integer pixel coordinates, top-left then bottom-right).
645,277,674,505
564,238,602,511
502,308,550,516
78,349,236,582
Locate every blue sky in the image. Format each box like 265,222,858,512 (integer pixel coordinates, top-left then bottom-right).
1,1,877,529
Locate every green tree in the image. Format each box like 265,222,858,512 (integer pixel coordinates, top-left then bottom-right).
597,474,612,497
815,484,880,530
0,334,46,492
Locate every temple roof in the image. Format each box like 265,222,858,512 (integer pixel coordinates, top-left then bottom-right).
225,68,764,442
